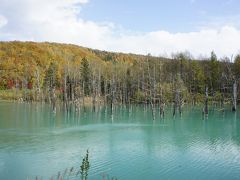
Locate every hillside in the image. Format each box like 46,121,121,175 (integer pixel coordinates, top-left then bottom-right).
0,41,169,91
0,41,239,111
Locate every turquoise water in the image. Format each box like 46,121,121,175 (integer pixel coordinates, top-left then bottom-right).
0,102,240,180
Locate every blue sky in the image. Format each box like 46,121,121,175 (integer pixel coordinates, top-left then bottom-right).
0,0,240,57
81,0,240,32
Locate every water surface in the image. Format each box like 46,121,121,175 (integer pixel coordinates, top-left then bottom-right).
0,102,240,180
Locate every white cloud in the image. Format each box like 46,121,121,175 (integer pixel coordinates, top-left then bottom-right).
0,0,112,48
0,0,240,58
0,15,7,28
110,26,240,58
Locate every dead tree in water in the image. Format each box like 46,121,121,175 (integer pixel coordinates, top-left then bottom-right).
34,68,41,101
91,77,97,112
173,89,181,116
50,86,57,113
46,62,57,112
220,80,225,111
159,88,165,118
147,58,156,120
63,67,69,111
232,80,237,111
172,76,183,117
110,75,116,115
158,60,165,118
179,92,183,115
203,86,208,116
104,79,108,106
90,65,101,112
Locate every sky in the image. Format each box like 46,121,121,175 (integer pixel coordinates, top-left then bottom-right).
0,0,240,58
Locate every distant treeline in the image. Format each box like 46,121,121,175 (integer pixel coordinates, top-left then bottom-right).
0,41,239,114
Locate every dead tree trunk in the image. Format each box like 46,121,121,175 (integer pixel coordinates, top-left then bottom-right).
97,70,101,106
15,79,20,101
147,59,155,120
159,88,165,118
220,83,224,111
63,70,69,111
92,77,97,112
71,78,75,102
173,89,179,117
35,68,41,102
232,80,237,111
203,86,208,115
50,86,57,113
82,82,85,107
179,92,183,115
104,79,108,106
141,63,147,110
110,75,116,115
153,66,157,119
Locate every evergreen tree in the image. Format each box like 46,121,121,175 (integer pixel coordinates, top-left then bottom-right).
234,54,240,79
209,51,220,93
46,62,57,89
80,57,91,95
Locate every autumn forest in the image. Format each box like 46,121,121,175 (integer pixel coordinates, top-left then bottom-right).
0,41,239,117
